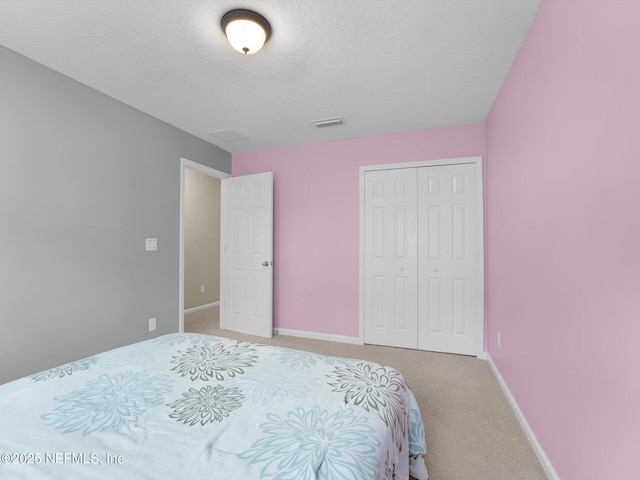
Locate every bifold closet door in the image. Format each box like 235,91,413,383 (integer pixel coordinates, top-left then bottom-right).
363,168,418,349
417,163,478,355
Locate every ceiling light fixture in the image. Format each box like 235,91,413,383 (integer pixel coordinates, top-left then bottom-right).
221,9,271,55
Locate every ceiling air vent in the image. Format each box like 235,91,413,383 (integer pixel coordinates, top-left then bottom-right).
311,117,345,128
209,128,250,143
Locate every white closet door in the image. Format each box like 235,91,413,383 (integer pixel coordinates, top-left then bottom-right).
417,163,478,355
364,168,418,348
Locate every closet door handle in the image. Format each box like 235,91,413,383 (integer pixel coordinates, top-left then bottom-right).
262,261,272,267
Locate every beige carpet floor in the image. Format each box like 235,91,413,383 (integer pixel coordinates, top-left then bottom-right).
185,306,547,480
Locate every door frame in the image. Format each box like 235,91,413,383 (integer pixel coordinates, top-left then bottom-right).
358,156,485,356
179,157,231,333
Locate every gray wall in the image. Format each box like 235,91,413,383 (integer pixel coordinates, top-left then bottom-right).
0,45,231,384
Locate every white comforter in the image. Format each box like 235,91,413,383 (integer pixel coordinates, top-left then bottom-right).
0,333,428,479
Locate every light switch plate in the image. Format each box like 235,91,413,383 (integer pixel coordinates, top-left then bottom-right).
145,238,157,251
149,317,156,332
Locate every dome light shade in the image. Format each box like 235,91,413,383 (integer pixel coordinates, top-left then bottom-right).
221,9,271,55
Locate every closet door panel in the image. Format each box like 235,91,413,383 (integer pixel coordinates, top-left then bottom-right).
418,164,478,355
364,169,418,348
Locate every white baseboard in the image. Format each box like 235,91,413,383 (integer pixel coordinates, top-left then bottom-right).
184,301,219,315
477,351,488,360
487,354,560,480
273,327,363,345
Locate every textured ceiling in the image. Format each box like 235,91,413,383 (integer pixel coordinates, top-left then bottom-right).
0,0,540,153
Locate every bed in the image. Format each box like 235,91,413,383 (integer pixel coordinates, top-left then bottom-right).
0,333,428,479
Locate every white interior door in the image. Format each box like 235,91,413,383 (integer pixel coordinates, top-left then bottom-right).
220,172,273,338
363,168,418,348
417,163,478,355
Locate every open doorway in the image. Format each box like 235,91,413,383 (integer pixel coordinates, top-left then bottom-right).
179,158,231,333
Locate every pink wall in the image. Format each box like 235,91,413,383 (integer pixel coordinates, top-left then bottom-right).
485,1,640,479
233,125,484,337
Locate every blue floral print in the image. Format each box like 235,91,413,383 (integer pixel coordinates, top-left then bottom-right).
240,406,380,479
30,357,98,382
41,371,173,435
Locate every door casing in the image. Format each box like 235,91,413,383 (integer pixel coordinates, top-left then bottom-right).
179,157,231,333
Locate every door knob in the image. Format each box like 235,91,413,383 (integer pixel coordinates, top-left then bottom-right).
262,261,272,267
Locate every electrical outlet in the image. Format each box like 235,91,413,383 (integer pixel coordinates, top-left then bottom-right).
497,331,501,347
200,285,205,294
149,317,156,332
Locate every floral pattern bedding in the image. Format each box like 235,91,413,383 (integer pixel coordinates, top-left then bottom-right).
0,333,428,480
